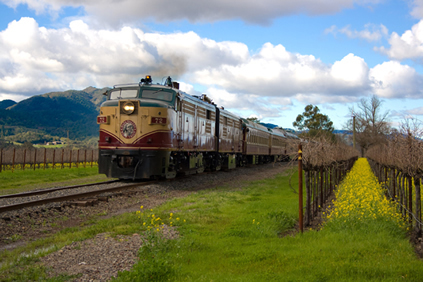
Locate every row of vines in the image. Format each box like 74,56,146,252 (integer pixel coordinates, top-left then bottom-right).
0,148,99,172
366,134,423,235
299,140,358,228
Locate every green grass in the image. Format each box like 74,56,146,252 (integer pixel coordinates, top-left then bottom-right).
34,144,65,148
0,167,110,194
1,167,423,281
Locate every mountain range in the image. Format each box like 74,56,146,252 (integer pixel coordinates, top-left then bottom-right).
0,87,108,143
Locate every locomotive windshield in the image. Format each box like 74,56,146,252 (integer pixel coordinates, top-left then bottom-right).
141,89,173,101
109,89,138,100
107,87,175,104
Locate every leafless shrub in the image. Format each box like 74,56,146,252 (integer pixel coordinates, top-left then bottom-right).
302,137,358,169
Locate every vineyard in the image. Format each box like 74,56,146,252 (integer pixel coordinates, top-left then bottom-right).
300,139,358,227
366,133,423,235
0,148,98,172
299,130,423,240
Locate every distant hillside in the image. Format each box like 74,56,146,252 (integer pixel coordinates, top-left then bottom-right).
333,130,351,135
0,100,16,109
0,87,108,141
260,122,277,129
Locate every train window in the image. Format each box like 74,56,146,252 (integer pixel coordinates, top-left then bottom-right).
110,89,138,100
223,116,228,125
142,89,173,101
207,110,211,119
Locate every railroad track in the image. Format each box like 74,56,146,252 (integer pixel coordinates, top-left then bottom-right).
0,180,120,199
0,162,290,215
0,180,158,214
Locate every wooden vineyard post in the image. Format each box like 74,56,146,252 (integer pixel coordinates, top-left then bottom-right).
327,168,329,197
415,177,421,235
305,170,311,226
69,150,72,169
76,150,79,168
383,167,389,190
0,148,2,173
91,150,94,167
84,150,87,168
43,148,47,169
52,149,56,169
319,166,324,208
409,176,413,225
23,149,26,170
313,171,317,216
61,149,64,169
12,148,15,173
298,144,303,233
33,149,37,171
392,169,396,200
403,174,407,217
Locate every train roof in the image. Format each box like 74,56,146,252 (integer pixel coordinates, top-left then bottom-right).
112,77,219,111
177,91,217,111
241,118,274,134
219,107,241,120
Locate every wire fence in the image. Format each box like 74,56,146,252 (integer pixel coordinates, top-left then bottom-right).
0,148,99,172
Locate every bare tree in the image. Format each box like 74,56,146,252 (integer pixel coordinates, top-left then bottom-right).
400,116,423,139
345,95,390,155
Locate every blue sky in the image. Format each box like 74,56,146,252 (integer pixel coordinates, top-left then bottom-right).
1,0,423,130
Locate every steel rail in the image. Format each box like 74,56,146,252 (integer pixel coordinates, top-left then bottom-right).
0,180,120,199
0,181,157,214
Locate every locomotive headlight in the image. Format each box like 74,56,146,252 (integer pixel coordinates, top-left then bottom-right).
122,102,135,115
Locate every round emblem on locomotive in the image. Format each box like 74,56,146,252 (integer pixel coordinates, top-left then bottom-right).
120,120,137,139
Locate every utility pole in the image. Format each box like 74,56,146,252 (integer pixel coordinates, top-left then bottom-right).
352,115,356,150
298,144,303,233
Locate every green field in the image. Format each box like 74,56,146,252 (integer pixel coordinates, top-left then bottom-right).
0,166,108,195
1,163,422,281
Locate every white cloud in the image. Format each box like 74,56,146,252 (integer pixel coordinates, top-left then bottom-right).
0,92,30,102
0,17,247,95
377,19,423,61
1,17,423,121
406,107,423,115
192,47,371,99
325,23,388,41
369,61,423,98
330,53,369,85
410,0,423,18
1,0,383,26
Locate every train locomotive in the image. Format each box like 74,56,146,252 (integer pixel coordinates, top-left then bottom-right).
97,75,292,180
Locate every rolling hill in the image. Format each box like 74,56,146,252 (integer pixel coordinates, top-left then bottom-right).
0,87,108,142
0,100,17,109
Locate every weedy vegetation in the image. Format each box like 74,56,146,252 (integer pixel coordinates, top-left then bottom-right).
0,167,109,195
